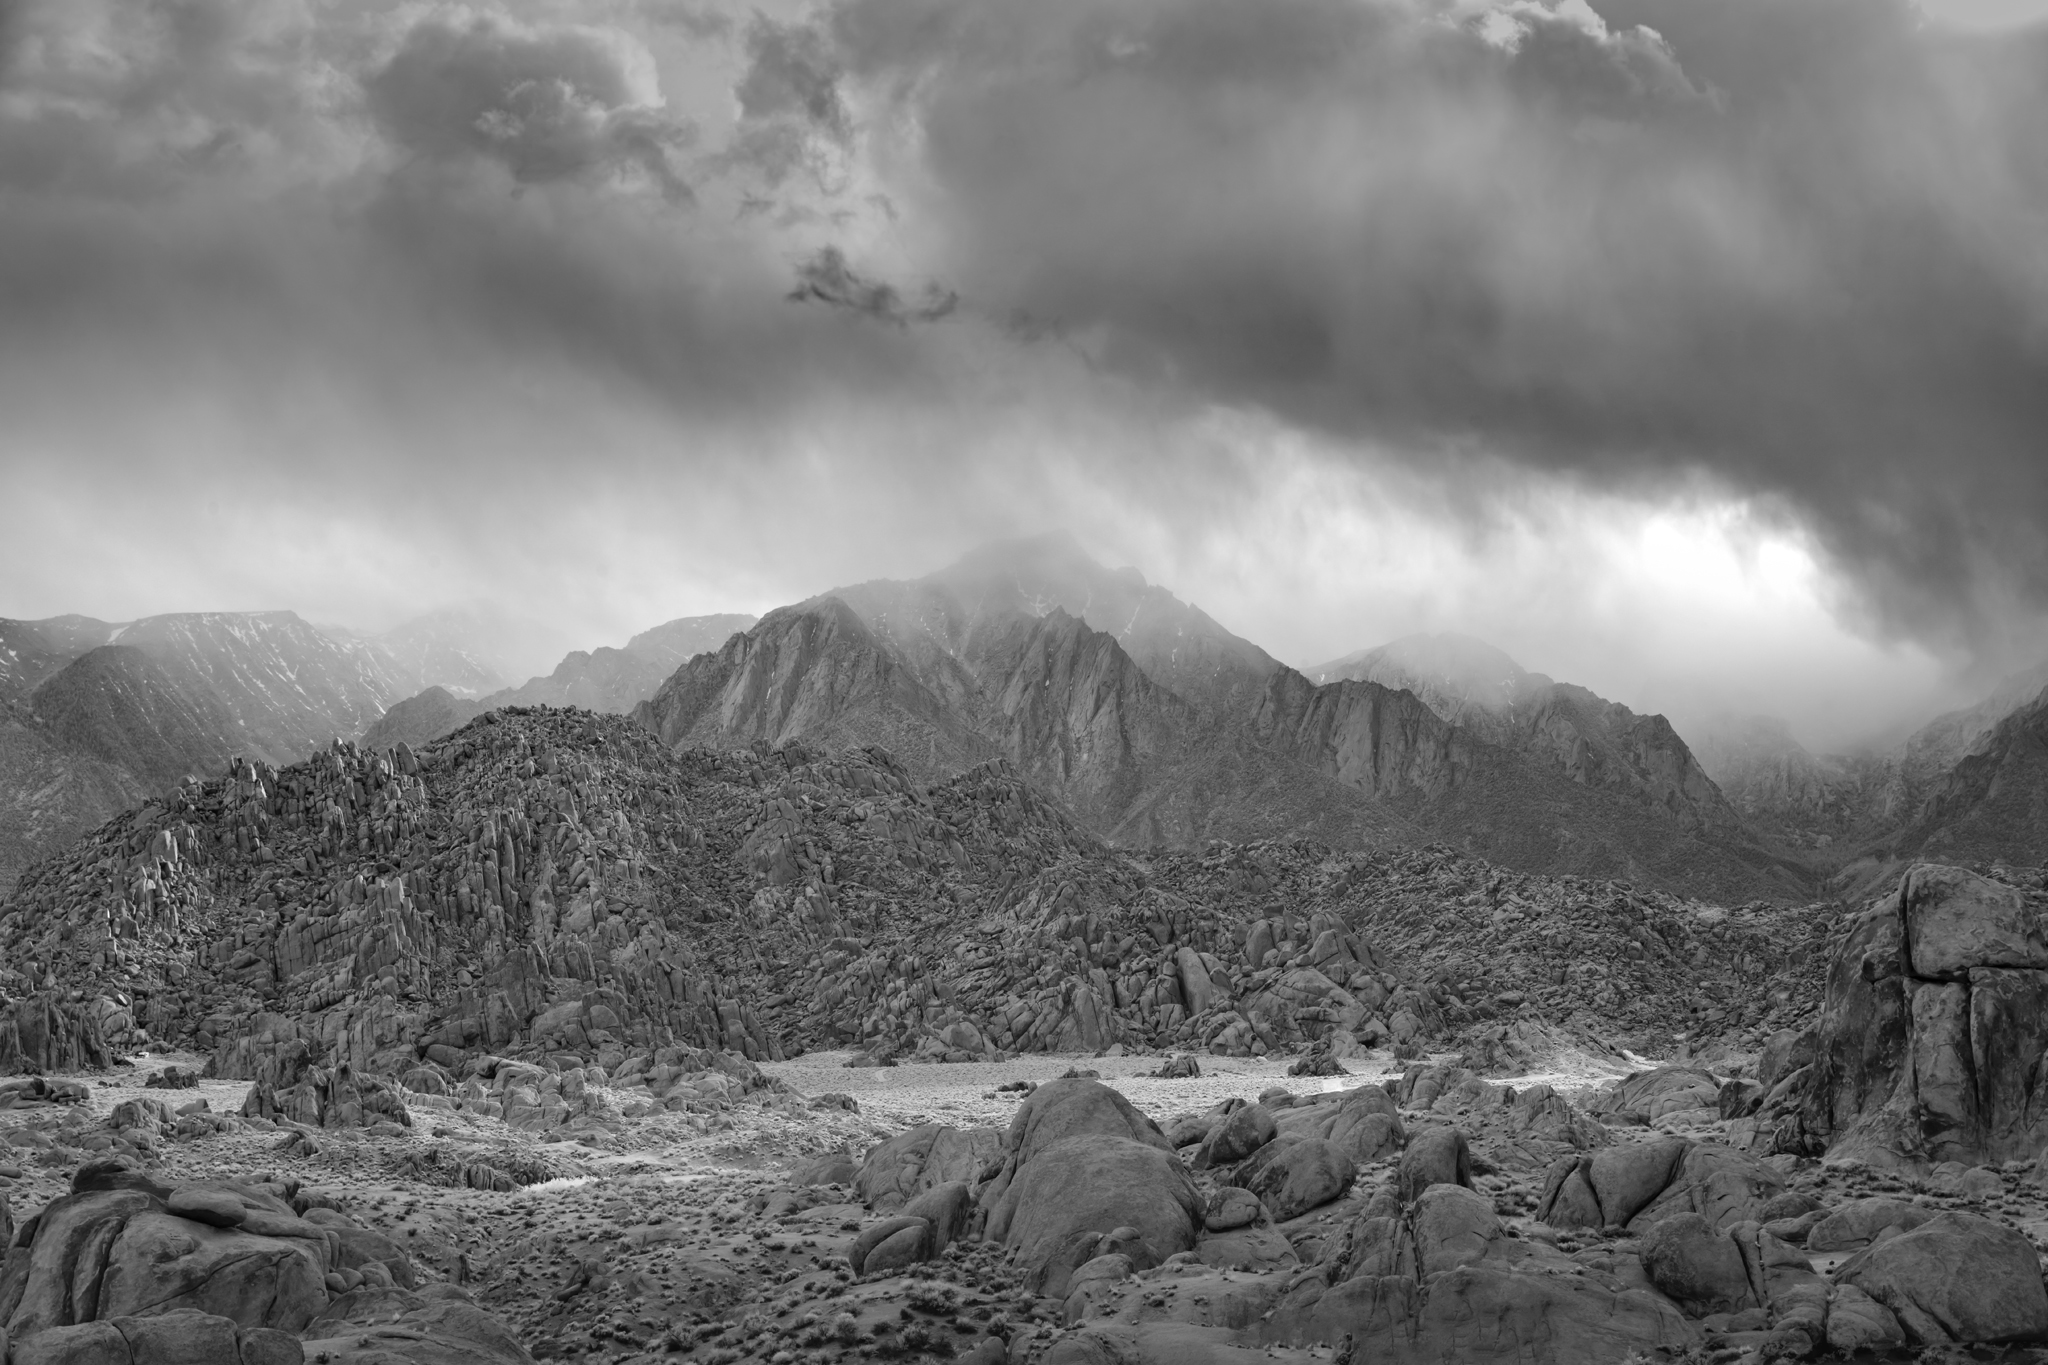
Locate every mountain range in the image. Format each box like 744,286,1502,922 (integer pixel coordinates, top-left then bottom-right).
634,535,1806,900
8,534,2045,901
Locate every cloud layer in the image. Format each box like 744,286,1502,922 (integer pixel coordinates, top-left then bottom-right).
0,0,2043,745
776,0,2048,650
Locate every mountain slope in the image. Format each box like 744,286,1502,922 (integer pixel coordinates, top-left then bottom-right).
1691,658,2048,868
487,613,757,714
361,685,487,753
0,615,120,706
111,611,399,762
639,597,998,773
1829,685,2048,893
30,645,246,789
0,712,147,892
835,531,1281,716
1309,632,1745,839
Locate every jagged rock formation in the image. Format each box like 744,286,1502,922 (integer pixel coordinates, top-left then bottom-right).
644,540,1807,901
1,710,1828,1108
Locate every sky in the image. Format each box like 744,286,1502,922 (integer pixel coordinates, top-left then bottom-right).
1,0,2046,754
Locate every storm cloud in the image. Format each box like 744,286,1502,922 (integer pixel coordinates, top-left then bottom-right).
0,0,2044,746
739,0,2048,652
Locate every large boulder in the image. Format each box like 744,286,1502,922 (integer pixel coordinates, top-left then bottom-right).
1194,1105,1276,1169
980,1080,1200,1295
1585,1067,1721,1125
300,1284,536,1364
985,1137,1201,1294
1273,1086,1406,1166
1002,1078,1174,1166
1398,1128,1474,1203
8,1308,304,1365
1,1169,530,1365
1773,865,2048,1167
1833,1211,2048,1345
1804,1197,1935,1252
1228,1138,1355,1221
1539,1141,1783,1233
1,1185,332,1349
1637,1213,1755,1315
0,995,112,1076
855,1125,1001,1211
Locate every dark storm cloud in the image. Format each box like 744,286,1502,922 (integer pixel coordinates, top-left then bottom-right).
742,0,2048,653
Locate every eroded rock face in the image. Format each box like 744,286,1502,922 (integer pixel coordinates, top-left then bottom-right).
1776,865,2048,1167
0,995,111,1076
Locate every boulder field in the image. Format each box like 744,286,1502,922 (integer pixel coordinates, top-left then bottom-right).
809,1063,2048,1365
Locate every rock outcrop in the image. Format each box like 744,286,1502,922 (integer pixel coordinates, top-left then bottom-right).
1763,864,2048,1167
0,1161,530,1365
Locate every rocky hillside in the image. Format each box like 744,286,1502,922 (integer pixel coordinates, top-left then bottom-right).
644,542,1808,901
0,708,1826,1097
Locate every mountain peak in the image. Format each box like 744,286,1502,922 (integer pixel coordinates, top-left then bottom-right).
1310,632,1537,708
